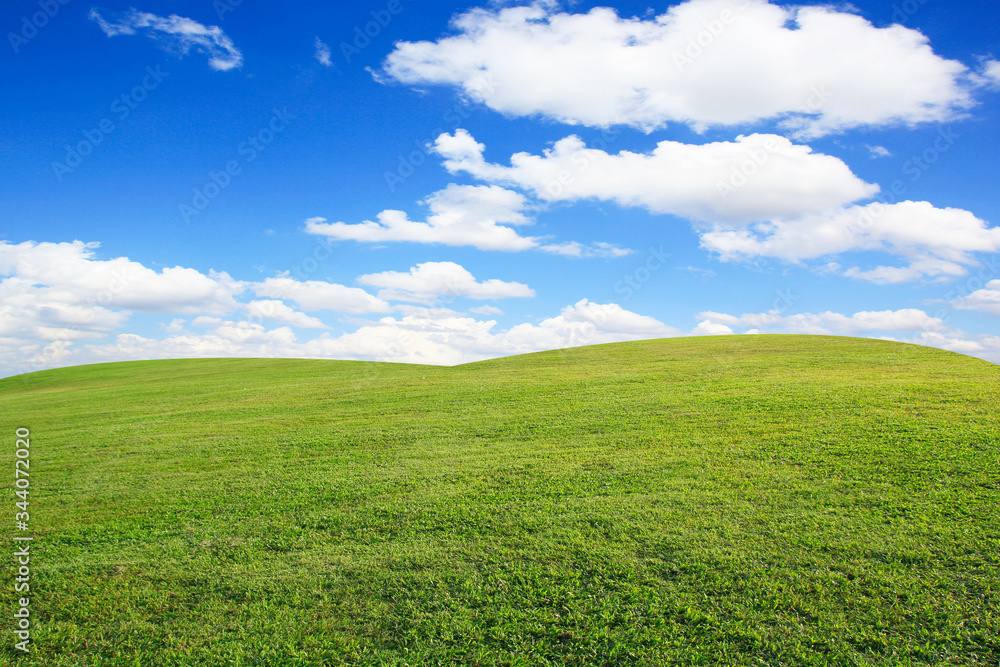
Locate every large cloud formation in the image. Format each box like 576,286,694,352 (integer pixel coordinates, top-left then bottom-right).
430,131,1000,283
433,129,878,224
381,0,975,136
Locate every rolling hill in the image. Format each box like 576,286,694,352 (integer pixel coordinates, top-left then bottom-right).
2,335,998,665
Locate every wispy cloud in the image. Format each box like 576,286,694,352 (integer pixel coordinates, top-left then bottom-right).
978,59,1000,89
90,8,243,71
866,145,892,158
677,266,716,278
313,37,332,66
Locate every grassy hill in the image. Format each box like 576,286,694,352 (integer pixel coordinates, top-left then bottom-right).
2,335,998,665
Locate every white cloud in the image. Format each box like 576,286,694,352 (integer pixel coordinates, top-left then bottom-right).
434,129,877,224
7,286,1000,377
314,37,333,66
0,240,243,315
694,307,950,336
866,145,892,159
677,266,717,278
252,276,391,314
394,305,466,319
357,261,534,304
953,279,1000,315
3,299,680,375
692,319,734,336
694,307,1000,363
303,298,680,365
381,0,974,137
81,325,299,367
0,278,129,342
303,184,629,256
304,184,536,251
245,300,329,329
0,240,251,377
90,8,243,71
430,132,997,284
164,318,185,334
470,305,503,316
555,298,679,336
537,240,634,258
979,59,1000,88
699,201,1000,283
907,331,1000,362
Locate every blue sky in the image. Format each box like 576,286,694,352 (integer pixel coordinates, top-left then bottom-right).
2,0,1000,377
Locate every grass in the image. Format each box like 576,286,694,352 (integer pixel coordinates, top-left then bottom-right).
1,334,998,665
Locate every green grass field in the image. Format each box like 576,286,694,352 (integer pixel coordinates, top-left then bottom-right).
1,335,998,665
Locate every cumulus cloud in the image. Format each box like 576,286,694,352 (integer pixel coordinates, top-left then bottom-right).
305,298,681,365
0,240,243,315
80,326,300,369
0,240,246,378
245,300,329,329
0,241,474,376
305,184,534,251
0,278,129,343
5,299,680,374
252,276,391,314
357,261,534,304
433,129,877,224
699,201,1000,283
90,8,243,71
429,132,997,283
380,0,974,136
907,331,1000,362
694,307,1000,363
303,184,629,256
953,279,1000,315
695,308,948,335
